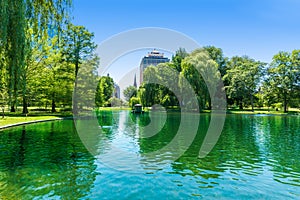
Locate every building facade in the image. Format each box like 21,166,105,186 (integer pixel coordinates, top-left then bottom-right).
139,49,170,83
114,83,120,99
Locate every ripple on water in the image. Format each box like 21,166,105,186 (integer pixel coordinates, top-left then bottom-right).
0,113,300,199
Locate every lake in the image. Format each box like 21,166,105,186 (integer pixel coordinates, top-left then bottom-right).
0,111,299,199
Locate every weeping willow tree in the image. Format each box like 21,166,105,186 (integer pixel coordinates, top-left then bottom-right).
0,0,25,112
0,0,72,113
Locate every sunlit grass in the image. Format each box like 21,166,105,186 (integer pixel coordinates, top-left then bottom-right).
0,107,73,127
96,107,131,111
227,107,300,115
0,116,60,127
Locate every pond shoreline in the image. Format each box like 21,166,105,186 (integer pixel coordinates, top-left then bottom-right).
0,117,73,130
1,109,298,130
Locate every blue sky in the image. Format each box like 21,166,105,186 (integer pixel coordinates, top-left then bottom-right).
72,0,300,92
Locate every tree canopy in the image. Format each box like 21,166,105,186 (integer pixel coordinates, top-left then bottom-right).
0,3,299,114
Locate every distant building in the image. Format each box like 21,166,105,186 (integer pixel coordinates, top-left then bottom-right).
139,49,170,83
114,83,120,99
133,74,137,88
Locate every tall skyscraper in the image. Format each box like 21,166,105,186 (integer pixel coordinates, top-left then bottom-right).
139,49,170,83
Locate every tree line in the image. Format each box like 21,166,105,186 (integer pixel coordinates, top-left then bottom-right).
125,47,300,113
1,1,299,114
0,0,100,114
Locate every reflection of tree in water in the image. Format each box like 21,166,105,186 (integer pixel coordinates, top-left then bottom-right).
96,110,114,126
0,120,98,199
138,112,181,154
258,116,300,186
218,115,263,172
171,114,263,183
96,110,115,138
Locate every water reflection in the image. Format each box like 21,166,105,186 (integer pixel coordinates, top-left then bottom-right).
98,112,299,198
253,116,300,186
0,112,299,199
0,121,98,199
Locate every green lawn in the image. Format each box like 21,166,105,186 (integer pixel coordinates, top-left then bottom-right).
96,107,131,111
0,109,73,127
226,107,300,115
0,116,61,127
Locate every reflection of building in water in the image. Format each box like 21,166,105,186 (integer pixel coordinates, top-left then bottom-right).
139,49,170,83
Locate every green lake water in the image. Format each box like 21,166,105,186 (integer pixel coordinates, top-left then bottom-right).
0,111,299,199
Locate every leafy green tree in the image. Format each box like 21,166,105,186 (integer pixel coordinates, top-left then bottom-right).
140,66,160,107
138,63,179,108
129,97,140,108
0,0,71,112
23,34,74,113
203,46,227,77
224,56,265,111
290,50,300,108
76,57,99,110
0,49,8,115
62,24,97,113
109,97,123,107
268,51,299,112
137,86,146,107
156,63,180,107
260,80,278,110
95,76,114,107
21,28,53,113
123,86,137,102
139,49,222,110
5,0,26,112
171,47,188,72
181,49,220,110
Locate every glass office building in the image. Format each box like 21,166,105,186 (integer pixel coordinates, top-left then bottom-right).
139,49,170,83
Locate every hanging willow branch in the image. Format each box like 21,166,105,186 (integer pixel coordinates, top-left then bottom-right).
0,0,72,112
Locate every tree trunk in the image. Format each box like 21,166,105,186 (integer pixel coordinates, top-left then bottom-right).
207,92,212,110
52,93,56,113
73,81,78,114
239,99,243,110
250,94,254,112
10,105,15,112
22,95,28,114
52,100,56,113
283,93,288,113
73,61,79,114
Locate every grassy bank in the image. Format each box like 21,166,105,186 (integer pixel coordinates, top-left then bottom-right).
96,107,131,111
0,116,62,127
1,106,299,128
226,107,300,115
0,110,72,127
97,106,300,115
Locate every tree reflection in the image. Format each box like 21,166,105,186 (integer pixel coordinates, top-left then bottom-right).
257,116,300,186
0,120,98,199
170,114,263,182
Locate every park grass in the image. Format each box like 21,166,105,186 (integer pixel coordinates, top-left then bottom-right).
0,115,61,127
96,107,131,111
0,109,73,127
226,107,300,115
97,106,300,115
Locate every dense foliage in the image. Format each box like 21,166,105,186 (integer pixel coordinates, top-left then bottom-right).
125,47,299,112
0,2,299,113
0,0,103,113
